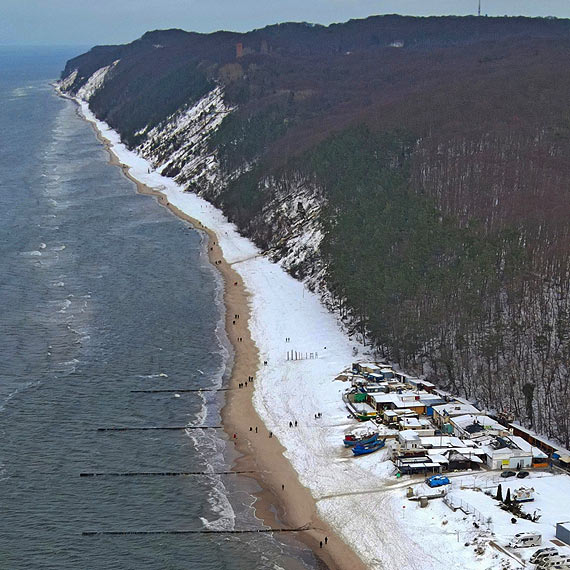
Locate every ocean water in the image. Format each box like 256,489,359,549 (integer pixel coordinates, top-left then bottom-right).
0,47,320,570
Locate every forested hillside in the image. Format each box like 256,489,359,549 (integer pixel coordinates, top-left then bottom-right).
59,15,570,445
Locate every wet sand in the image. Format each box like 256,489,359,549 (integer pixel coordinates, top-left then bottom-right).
83,112,367,570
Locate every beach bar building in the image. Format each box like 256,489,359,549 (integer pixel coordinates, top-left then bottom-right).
481,436,533,470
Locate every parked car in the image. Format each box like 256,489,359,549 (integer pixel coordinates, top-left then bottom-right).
517,470,530,479
530,547,558,564
426,475,450,488
508,532,542,548
501,470,517,478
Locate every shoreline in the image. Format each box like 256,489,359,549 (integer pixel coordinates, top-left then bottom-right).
80,106,367,570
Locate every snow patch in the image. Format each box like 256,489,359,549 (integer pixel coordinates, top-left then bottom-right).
58,69,77,91
138,86,232,192
76,60,119,101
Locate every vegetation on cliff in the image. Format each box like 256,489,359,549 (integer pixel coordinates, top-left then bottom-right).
60,15,570,445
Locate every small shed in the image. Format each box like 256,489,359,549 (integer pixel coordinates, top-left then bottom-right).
398,430,422,451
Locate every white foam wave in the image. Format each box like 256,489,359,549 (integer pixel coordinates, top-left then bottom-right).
21,250,42,257
0,380,42,413
11,86,33,98
198,472,236,531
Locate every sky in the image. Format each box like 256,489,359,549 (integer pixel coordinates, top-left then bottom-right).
1,0,570,46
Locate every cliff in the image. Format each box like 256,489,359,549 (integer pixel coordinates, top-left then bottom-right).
58,15,570,446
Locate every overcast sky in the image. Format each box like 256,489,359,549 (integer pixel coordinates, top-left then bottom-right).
2,0,570,46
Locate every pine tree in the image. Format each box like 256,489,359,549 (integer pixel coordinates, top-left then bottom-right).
496,483,503,502
505,488,511,505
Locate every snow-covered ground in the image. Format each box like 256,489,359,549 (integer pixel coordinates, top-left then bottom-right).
75,99,570,570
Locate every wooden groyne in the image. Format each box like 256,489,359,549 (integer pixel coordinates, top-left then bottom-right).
80,470,257,477
130,389,229,393
96,426,223,431
82,524,312,536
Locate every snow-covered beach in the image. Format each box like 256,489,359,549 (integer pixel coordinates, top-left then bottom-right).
71,99,570,570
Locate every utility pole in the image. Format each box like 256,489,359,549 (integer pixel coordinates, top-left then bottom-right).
478,0,481,16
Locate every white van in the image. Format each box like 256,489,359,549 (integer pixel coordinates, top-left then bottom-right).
537,557,570,570
508,532,542,548
530,548,559,564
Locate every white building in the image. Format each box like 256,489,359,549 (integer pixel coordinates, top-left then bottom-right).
481,437,533,470
398,430,423,451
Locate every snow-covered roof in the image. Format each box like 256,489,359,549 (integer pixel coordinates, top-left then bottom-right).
354,402,376,413
403,376,435,388
402,461,441,469
420,395,447,406
445,450,484,464
505,435,548,459
359,363,382,371
432,402,480,417
420,436,465,448
451,414,503,431
402,417,432,428
510,422,570,456
427,452,449,464
399,430,421,441
370,392,427,408
480,443,532,458
401,418,422,427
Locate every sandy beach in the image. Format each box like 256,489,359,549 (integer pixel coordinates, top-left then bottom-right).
86,117,367,570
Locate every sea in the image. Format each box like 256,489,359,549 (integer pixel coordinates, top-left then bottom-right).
0,46,320,570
